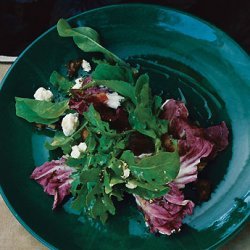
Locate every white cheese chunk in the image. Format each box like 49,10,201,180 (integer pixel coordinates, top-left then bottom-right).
105,92,124,109
61,113,79,136
121,168,130,179
70,142,87,159
78,142,87,152
81,59,91,72
72,77,84,89
34,87,53,101
71,145,81,159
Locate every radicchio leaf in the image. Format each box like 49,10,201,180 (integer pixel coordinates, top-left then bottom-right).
161,99,229,187
69,77,109,114
161,99,229,154
135,183,194,235
175,133,214,188
30,158,75,209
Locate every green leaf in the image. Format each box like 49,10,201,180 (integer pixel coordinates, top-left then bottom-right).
110,188,124,201
90,192,116,223
71,187,88,211
127,74,168,141
135,74,150,101
91,198,109,223
110,177,125,187
66,157,85,168
50,71,73,93
46,121,87,153
120,150,136,166
94,80,136,104
80,168,100,184
104,170,112,194
46,131,72,150
108,157,125,176
84,105,108,131
85,132,97,153
128,185,169,200
15,97,69,124
102,193,116,215
153,95,163,116
70,175,81,196
92,58,109,65
92,64,134,84
84,105,118,138
130,151,180,186
86,182,102,207
57,19,126,66
114,139,127,150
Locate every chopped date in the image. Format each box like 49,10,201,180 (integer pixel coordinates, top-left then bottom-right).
67,59,82,78
161,134,175,152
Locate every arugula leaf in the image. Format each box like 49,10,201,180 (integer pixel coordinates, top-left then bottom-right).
92,58,109,65
99,135,115,153
128,75,157,138
119,150,179,199
50,71,73,93
104,170,112,194
46,121,87,153
92,64,135,84
128,185,169,200
70,175,80,194
120,150,135,166
80,168,100,183
91,193,116,223
81,79,136,104
107,158,124,177
46,131,73,153
67,157,86,168
71,187,88,211
131,151,180,185
84,132,97,153
83,105,114,134
135,74,149,100
127,74,168,145
15,98,69,124
95,80,136,104
57,19,126,66
153,95,163,116
84,182,116,223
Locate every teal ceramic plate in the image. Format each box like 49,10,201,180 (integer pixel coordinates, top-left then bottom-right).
0,4,249,250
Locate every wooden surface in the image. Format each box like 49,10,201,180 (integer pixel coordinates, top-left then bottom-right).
0,63,249,250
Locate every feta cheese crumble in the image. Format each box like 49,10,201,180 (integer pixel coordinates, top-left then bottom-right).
34,87,53,101
81,59,91,72
121,168,130,179
105,92,125,109
61,113,79,136
70,142,87,159
72,77,83,89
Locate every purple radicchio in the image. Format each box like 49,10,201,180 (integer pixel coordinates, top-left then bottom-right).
69,76,109,114
135,183,194,235
30,158,75,209
161,99,229,187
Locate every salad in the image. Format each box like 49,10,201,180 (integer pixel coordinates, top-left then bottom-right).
15,19,229,235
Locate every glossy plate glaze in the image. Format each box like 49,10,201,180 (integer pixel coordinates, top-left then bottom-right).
0,4,249,250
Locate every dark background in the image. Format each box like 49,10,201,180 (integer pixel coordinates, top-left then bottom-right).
0,0,250,56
